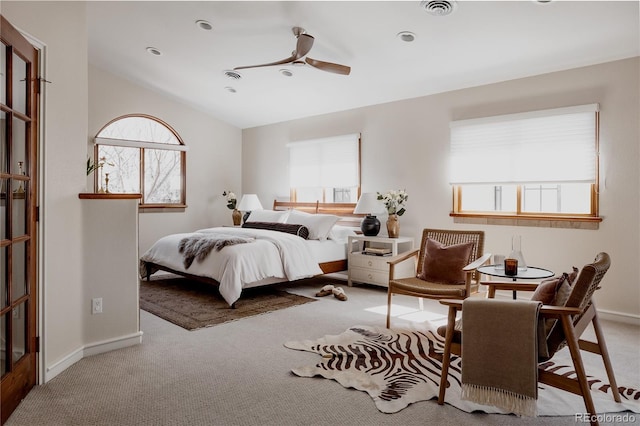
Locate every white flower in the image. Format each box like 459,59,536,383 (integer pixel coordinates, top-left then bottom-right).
377,189,408,216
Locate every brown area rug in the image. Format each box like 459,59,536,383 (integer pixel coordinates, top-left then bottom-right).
140,277,316,330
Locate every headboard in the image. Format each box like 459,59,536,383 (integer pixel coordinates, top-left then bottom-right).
273,200,364,229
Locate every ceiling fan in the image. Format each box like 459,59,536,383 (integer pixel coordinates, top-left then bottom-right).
234,27,351,76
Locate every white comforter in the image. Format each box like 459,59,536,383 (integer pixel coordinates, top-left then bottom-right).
140,227,323,306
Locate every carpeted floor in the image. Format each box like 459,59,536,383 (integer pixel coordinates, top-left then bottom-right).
6,276,640,426
139,277,318,330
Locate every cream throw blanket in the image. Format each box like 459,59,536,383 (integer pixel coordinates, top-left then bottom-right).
461,299,542,417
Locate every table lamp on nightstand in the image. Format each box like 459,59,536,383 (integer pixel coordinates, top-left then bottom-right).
237,194,263,224
354,192,385,236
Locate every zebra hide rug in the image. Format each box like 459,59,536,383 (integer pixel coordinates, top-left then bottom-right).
284,324,640,416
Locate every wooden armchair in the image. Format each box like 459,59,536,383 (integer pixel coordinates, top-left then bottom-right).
386,228,490,328
437,252,620,426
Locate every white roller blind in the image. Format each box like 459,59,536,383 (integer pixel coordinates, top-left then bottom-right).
449,104,598,185
288,134,360,188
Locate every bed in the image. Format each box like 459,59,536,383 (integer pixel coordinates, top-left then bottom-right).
140,201,363,307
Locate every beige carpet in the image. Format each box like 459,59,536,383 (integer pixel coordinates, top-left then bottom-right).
139,277,317,330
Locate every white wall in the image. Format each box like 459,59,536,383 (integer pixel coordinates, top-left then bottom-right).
2,1,88,376
243,57,640,321
88,65,243,255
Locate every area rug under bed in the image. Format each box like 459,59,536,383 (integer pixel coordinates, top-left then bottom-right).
284,324,640,417
140,277,315,330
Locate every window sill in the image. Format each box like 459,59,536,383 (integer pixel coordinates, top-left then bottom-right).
79,193,142,200
450,213,602,230
139,204,187,213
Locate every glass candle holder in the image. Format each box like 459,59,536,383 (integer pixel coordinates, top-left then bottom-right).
504,258,518,276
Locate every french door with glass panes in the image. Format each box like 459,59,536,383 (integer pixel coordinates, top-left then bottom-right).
0,15,40,424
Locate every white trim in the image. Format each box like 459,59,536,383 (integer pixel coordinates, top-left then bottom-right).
44,346,83,383
95,136,189,152
44,331,143,383
83,331,144,357
450,103,600,128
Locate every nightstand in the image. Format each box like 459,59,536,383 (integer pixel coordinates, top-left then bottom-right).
347,235,415,287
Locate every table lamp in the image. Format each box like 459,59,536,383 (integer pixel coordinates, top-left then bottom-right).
237,194,263,223
354,192,385,236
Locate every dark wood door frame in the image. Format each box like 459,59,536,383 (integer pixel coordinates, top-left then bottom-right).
0,14,40,425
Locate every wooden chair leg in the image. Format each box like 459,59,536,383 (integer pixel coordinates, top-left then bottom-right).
386,288,393,329
591,312,621,403
438,306,458,405
561,315,598,425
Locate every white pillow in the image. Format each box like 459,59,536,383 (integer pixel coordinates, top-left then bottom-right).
246,209,289,224
328,225,358,243
286,210,340,240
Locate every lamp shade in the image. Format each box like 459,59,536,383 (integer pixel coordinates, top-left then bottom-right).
354,193,385,236
354,193,385,215
237,194,263,211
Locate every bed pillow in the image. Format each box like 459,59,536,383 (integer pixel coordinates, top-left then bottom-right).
286,209,340,240
245,209,289,224
241,221,309,239
417,238,474,285
328,225,358,243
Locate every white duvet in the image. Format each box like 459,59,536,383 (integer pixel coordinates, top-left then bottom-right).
140,227,323,306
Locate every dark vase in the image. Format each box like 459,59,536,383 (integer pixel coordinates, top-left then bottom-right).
361,215,381,236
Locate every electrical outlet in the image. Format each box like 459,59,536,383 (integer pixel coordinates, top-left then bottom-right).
92,298,103,314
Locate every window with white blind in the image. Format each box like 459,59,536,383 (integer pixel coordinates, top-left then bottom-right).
449,104,600,221
94,114,187,208
287,133,361,203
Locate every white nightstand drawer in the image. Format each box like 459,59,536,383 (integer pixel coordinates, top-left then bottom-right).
350,267,389,287
349,254,389,271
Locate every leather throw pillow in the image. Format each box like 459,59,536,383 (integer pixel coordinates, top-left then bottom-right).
417,238,474,285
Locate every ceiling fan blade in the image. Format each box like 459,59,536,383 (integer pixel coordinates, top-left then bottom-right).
305,57,351,75
294,34,314,59
234,54,296,71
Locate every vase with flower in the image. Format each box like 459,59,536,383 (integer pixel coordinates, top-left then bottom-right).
223,190,241,225
377,189,408,238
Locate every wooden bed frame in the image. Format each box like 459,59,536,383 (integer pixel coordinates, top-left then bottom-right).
143,200,363,292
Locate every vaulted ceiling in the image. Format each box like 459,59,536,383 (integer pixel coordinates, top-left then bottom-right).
88,1,639,129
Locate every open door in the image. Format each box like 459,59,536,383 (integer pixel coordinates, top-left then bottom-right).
0,15,40,424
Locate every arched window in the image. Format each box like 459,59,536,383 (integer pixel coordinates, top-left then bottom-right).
94,114,187,208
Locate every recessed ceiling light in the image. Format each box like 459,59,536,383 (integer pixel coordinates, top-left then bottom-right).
280,69,293,77
224,86,237,93
146,47,162,56
421,0,457,16
196,20,213,31
397,31,416,42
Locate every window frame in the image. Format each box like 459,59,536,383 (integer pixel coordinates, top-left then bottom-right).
450,106,602,227
93,114,187,209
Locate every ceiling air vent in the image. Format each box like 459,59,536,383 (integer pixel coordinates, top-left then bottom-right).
223,70,242,80
421,0,457,16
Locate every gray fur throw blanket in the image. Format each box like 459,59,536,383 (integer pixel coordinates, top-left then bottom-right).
178,233,254,269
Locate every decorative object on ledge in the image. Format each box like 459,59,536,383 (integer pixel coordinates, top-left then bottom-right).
237,194,263,224
223,190,241,225
387,214,400,238
377,189,408,238
353,192,385,236
232,209,242,226
78,193,142,200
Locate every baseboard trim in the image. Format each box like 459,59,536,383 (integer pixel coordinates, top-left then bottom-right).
44,331,144,383
45,346,84,383
83,331,144,357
